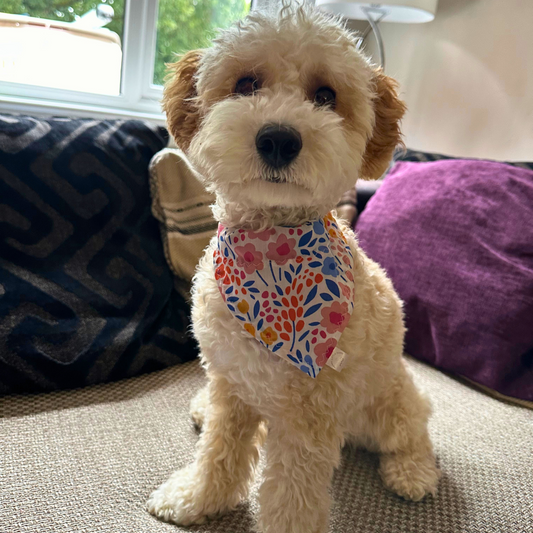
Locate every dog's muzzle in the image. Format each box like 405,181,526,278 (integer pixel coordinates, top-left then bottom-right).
256,124,302,170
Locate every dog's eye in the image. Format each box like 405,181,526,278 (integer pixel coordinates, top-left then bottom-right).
235,77,260,96
314,86,336,108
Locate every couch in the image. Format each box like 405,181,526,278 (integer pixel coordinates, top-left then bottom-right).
1,116,532,533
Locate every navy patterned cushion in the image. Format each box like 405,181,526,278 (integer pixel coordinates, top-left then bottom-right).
0,115,198,394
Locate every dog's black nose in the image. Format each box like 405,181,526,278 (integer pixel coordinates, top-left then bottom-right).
256,124,302,169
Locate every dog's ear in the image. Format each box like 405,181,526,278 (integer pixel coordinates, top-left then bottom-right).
162,50,203,152
360,71,406,180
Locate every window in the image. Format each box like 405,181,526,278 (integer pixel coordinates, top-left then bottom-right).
0,4,125,95
0,0,264,121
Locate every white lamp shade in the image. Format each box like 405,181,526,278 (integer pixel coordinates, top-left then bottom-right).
315,0,438,23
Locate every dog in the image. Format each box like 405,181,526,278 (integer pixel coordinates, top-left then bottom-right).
147,5,440,532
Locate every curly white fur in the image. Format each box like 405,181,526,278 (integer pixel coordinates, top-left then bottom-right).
148,5,440,532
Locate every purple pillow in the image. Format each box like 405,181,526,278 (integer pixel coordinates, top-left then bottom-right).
356,160,533,402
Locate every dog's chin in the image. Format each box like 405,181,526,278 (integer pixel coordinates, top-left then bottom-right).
224,179,315,209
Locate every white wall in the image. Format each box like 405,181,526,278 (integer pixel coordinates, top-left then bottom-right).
352,0,533,161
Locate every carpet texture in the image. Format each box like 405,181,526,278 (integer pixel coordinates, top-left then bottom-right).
1,358,532,533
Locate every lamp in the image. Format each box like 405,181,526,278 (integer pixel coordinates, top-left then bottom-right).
315,0,438,67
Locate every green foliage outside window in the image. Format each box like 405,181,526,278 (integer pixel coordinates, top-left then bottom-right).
0,0,251,87
154,0,250,86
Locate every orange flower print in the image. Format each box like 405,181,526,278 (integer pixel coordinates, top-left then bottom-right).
214,262,225,280
266,234,296,265
320,301,349,334
244,323,255,336
237,300,250,314
324,213,335,226
235,243,264,274
260,327,278,345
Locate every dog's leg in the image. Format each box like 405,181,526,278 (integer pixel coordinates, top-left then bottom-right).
190,384,209,429
365,367,441,501
257,413,343,533
147,377,265,525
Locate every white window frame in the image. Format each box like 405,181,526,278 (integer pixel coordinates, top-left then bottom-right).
0,0,277,122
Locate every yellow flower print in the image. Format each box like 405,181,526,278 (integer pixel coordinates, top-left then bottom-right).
260,327,278,345
237,300,250,314
244,323,255,336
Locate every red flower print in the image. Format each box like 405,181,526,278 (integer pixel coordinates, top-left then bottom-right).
339,282,351,300
248,228,276,241
320,301,349,334
235,243,264,274
314,338,336,367
266,234,296,265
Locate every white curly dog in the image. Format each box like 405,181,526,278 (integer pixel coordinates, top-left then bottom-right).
148,5,440,532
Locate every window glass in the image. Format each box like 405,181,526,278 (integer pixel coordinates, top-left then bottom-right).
0,1,125,95
153,0,251,86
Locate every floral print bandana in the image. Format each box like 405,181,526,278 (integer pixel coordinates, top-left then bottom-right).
213,213,355,378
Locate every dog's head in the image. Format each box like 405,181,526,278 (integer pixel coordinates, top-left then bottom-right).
163,6,405,225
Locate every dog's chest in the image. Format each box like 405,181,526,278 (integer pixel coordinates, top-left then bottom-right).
193,245,310,396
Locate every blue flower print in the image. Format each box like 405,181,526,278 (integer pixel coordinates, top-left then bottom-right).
322,256,340,277
313,220,325,235
299,364,311,376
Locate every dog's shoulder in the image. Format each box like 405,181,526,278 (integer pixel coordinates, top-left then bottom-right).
190,235,220,308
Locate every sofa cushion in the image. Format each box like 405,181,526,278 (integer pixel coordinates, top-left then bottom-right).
149,148,217,283
395,147,533,171
0,114,198,394
356,159,533,402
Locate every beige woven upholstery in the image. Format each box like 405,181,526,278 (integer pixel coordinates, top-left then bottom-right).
1,357,532,533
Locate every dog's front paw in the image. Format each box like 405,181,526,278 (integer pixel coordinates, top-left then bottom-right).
379,451,441,502
147,465,210,525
